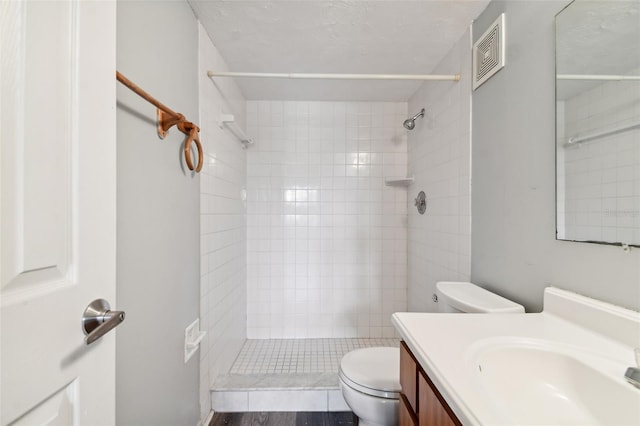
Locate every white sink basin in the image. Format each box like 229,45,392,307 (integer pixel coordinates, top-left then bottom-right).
393,288,640,425
473,340,640,425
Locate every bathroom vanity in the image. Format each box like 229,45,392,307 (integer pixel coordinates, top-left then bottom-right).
399,341,460,426
392,287,640,425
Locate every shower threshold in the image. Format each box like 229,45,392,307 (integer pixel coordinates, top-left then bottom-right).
211,338,398,413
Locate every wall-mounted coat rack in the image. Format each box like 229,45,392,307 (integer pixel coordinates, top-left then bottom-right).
116,71,203,172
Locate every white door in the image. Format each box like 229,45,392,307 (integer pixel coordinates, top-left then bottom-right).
1,1,117,425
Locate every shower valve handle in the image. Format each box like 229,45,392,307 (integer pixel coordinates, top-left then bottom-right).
414,191,427,214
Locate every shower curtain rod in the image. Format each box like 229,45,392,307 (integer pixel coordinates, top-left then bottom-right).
566,120,640,146
207,71,460,81
557,74,640,81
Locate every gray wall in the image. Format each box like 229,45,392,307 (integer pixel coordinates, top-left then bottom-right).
471,1,640,313
116,1,200,424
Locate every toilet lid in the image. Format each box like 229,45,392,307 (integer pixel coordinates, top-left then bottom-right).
436,281,525,313
339,347,400,399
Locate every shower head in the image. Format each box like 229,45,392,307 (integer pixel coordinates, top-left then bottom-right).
403,108,425,130
403,119,416,130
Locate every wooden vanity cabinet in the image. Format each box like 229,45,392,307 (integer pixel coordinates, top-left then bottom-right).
399,341,461,426
399,394,418,426
399,340,418,411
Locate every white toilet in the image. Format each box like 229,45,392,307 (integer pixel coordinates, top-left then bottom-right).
338,281,525,426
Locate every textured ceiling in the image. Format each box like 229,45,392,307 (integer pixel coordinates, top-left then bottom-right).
189,1,490,101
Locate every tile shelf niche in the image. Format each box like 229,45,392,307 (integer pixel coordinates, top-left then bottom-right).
384,176,414,187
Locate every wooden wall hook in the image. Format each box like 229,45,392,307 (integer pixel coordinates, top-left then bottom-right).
179,122,203,173
157,109,185,139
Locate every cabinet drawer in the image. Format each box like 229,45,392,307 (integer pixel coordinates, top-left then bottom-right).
400,341,417,413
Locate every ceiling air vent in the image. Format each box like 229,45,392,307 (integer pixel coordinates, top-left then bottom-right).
473,13,505,90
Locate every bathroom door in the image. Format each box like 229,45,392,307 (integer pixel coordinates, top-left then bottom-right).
1,1,117,425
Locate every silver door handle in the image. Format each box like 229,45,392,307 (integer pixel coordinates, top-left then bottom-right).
82,299,125,345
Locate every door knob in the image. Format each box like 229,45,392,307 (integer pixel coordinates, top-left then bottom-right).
81,299,125,345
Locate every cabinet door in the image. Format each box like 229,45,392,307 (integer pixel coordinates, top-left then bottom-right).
400,341,418,412
400,394,418,426
418,371,461,426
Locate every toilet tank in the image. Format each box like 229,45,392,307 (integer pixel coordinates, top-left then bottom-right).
436,282,525,313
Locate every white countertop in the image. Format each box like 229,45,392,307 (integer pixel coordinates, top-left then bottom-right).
391,287,640,425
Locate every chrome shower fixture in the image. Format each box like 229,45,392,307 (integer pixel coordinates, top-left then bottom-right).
403,108,425,130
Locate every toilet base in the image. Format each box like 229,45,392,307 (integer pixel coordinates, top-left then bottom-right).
339,380,398,426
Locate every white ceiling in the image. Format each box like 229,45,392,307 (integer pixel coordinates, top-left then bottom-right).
188,1,490,101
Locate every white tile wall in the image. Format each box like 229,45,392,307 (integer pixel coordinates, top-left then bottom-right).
211,391,249,412
246,101,409,339
327,390,351,411
211,388,352,413
407,29,473,312
198,25,248,420
559,74,640,244
248,390,328,412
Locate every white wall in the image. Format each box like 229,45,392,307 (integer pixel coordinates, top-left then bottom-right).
559,74,640,244
198,25,248,419
407,28,473,312
116,2,200,424
471,0,640,313
245,101,408,338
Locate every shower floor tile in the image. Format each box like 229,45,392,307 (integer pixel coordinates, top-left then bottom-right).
230,338,399,375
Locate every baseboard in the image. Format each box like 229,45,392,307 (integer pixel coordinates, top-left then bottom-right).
200,409,214,426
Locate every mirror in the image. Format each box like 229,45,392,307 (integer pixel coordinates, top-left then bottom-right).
556,0,640,247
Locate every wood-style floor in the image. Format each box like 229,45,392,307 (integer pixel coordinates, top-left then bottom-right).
210,411,357,426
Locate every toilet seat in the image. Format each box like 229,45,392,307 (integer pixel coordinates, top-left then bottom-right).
339,347,400,399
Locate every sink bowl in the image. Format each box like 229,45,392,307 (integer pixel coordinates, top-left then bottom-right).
473,341,640,425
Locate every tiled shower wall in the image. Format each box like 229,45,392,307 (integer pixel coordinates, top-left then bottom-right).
198,25,247,419
557,72,640,244
246,101,409,339
407,28,473,312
